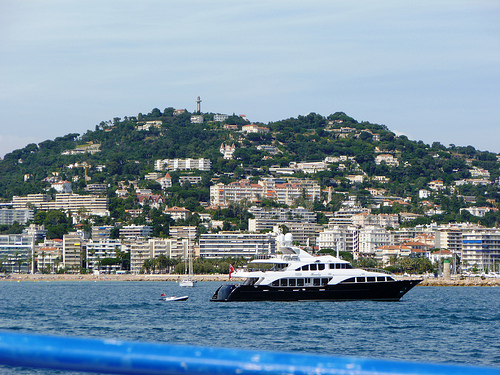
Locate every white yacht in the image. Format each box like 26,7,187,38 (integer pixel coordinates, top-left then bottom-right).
211,233,421,302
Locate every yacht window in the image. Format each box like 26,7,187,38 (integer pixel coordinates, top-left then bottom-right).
301,265,309,271
377,276,385,282
321,278,330,285
343,277,356,283
318,264,325,270
313,278,321,286
310,264,317,271
356,277,365,283
346,264,353,269
289,278,296,287
387,277,395,282
280,279,288,287
304,278,311,285
272,280,279,287
341,264,346,269
329,264,336,269
367,277,376,282
297,278,304,286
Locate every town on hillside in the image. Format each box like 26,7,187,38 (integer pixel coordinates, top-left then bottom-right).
0,99,499,278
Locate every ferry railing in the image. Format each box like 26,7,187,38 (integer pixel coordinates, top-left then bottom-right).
1,331,499,375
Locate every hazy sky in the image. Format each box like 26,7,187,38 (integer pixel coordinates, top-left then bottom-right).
1,1,499,158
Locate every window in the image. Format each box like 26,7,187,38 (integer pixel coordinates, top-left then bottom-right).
289,278,296,287
310,264,317,271
321,278,330,285
280,279,288,287
297,279,304,286
377,276,385,282
313,278,321,286
343,277,356,283
318,264,325,270
329,264,336,269
301,265,309,271
272,280,279,286
356,277,365,283
367,277,376,282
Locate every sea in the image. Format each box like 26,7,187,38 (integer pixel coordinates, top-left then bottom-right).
0,281,499,374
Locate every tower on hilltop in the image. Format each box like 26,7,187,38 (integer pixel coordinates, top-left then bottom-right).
196,96,202,113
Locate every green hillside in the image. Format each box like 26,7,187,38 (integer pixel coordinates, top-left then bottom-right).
1,107,500,230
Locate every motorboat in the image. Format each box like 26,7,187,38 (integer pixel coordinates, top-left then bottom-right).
211,233,422,302
159,295,189,302
178,277,196,287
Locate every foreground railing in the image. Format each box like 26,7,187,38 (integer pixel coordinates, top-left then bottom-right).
1,331,499,375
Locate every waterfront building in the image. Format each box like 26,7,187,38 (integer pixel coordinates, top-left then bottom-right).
198,232,276,258
129,237,192,274
86,239,123,273
461,228,500,272
0,234,35,273
35,245,61,272
62,232,83,272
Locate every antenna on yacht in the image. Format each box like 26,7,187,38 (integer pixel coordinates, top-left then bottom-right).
336,241,339,259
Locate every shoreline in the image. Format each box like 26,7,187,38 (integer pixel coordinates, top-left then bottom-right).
2,274,500,286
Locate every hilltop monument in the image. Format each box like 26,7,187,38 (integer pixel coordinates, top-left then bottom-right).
196,96,202,113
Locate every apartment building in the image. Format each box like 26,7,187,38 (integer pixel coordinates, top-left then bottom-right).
119,225,153,240
198,232,277,258
358,226,391,254
210,178,321,206
352,213,399,229
272,222,323,246
0,234,35,273
92,226,114,241
62,232,84,272
86,239,122,273
129,237,192,274
154,158,211,171
0,208,34,225
461,228,500,271
12,193,108,216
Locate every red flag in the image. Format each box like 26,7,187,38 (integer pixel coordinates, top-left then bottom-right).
161,294,165,297
229,264,235,280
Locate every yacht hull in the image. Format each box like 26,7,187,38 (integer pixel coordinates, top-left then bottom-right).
211,279,421,302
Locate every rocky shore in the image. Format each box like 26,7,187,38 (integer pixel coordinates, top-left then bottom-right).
2,273,500,286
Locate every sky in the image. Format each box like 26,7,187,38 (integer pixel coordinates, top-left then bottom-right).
1,1,499,158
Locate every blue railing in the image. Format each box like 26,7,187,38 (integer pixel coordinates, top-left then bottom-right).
1,331,499,375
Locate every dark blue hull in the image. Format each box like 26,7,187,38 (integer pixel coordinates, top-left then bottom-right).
211,279,422,302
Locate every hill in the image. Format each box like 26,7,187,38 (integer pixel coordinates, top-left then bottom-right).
1,106,500,230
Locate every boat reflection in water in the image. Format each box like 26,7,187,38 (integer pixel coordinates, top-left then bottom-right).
211,233,421,302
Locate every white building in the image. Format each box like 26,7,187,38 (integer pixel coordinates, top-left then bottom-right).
0,208,34,225
198,232,277,258
461,228,500,272
154,158,211,172
62,232,83,272
0,234,35,273
119,225,153,240
358,226,391,254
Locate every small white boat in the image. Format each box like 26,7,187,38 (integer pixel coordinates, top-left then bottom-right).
159,295,189,302
178,277,196,287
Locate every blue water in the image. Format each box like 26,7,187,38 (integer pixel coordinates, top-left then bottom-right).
0,281,499,373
